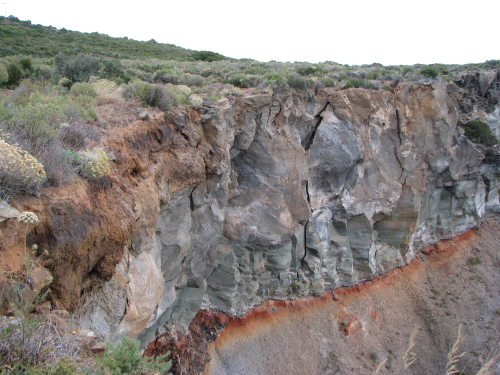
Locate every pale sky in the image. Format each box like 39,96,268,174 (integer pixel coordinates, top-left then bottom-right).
3,0,499,66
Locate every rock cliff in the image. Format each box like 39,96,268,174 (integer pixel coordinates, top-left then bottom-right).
1,70,499,348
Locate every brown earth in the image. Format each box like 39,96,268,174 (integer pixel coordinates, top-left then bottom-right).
175,217,500,375
0,109,206,310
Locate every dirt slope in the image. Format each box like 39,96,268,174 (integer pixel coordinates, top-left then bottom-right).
203,217,500,375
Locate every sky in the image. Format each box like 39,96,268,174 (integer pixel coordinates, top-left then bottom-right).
3,0,499,66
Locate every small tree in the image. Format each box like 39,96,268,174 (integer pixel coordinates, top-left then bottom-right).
7,62,22,86
420,67,438,78
462,120,499,146
97,336,171,375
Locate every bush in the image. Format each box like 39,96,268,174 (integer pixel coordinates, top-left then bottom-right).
7,62,22,86
55,53,100,82
181,73,204,87
343,77,376,89
97,336,171,375
227,74,249,88
19,57,32,71
191,50,226,62
297,66,318,76
221,84,243,97
55,53,124,83
264,73,285,85
20,357,84,375
0,138,47,197
420,67,438,78
76,148,110,180
32,65,53,81
190,95,203,109
10,98,68,147
69,82,97,98
175,84,191,96
122,81,188,110
58,77,72,88
153,70,180,85
462,120,498,146
287,74,316,90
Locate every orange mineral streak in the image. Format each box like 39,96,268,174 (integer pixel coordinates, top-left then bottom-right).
210,226,480,350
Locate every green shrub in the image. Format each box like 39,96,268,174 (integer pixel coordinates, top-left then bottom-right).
343,77,376,89
5,90,97,149
7,62,22,86
320,76,336,87
55,53,124,83
420,67,438,78
10,99,67,147
153,69,180,84
297,66,318,76
468,257,482,265
55,53,100,82
58,77,72,88
181,73,204,87
32,65,53,81
19,57,32,71
462,120,498,146
287,74,316,90
221,84,243,96
264,73,285,85
0,138,47,197
97,336,172,375
191,50,226,62
227,74,248,88
73,95,97,121
122,80,188,110
69,82,97,98
98,58,125,80
21,357,84,375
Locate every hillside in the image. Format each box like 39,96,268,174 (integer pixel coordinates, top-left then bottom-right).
0,16,199,60
1,15,500,97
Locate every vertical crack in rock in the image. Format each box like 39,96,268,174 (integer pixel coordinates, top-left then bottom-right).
394,108,406,183
305,102,330,150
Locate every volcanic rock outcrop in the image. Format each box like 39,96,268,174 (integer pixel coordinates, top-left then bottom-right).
1,71,499,347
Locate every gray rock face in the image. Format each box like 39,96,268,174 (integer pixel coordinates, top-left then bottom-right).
78,74,500,343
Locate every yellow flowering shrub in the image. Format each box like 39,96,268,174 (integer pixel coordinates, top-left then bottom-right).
190,95,203,109
0,138,46,196
175,85,192,96
221,85,243,97
77,148,110,180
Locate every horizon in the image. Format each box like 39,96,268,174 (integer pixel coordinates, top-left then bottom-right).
3,0,499,66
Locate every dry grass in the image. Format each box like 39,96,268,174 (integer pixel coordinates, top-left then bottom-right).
444,324,466,375
403,327,418,369
373,358,388,375
95,100,142,129
374,325,499,375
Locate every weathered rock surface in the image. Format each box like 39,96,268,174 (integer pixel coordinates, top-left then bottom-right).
1,71,499,346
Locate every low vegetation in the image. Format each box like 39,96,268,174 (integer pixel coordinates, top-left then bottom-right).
461,120,499,147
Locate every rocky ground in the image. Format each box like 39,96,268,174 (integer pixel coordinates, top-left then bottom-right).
195,216,500,375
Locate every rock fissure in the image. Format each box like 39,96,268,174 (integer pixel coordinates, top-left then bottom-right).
305,101,330,151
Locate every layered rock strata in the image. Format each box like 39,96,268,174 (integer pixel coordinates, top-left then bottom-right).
2,71,499,345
